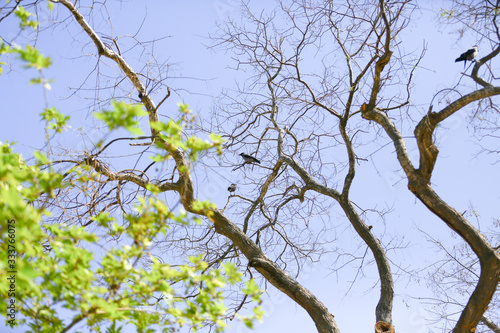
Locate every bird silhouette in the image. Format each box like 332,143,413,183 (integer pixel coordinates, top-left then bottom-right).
228,183,237,193
239,153,260,164
455,46,478,69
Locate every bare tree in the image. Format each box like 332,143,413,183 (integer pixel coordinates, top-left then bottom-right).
3,0,499,332
359,1,500,332
212,0,500,332
43,0,345,331
210,0,408,328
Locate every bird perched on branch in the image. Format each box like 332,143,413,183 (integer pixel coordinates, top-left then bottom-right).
455,46,478,69
239,153,260,164
227,183,237,194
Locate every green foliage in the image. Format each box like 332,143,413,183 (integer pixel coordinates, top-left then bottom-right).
1,42,258,332
40,106,70,133
0,41,51,77
0,5,49,75
13,44,52,70
151,103,225,162
29,76,54,90
0,142,263,332
94,101,148,135
14,5,39,29
242,279,262,303
93,101,224,162
1,9,261,332
0,40,9,75
192,199,218,214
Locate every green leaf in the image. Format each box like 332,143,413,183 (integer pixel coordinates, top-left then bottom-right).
40,107,70,133
0,104,263,333
191,199,217,212
33,150,48,165
222,262,242,284
13,44,52,70
94,101,147,135
178,102,191,114
14,5,39,29
91,212,115,226
242,279,263,302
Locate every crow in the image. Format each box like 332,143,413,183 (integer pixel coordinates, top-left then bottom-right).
227,183,237,193
239,153,260,164
455,46,478,69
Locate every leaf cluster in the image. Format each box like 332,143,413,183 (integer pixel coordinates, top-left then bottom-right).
0,8,261,329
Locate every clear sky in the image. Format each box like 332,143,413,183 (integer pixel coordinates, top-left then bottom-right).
1,1,498,333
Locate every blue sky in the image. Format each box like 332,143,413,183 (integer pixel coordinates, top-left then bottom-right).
1,1,498,333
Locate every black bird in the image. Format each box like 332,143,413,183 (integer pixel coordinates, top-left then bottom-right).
455,46,478,69
227,183,237,194
239,153,260,164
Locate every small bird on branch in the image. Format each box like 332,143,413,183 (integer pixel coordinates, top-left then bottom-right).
232,153,261,171
455,46,478,69
227,183,237,194
239,153,260,164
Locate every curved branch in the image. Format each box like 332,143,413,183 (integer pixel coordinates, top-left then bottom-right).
358,3,500,331
54,3,343,331
51,0,159,137
361,104,415,175
362,82,500,333
361,32,500,333
277,128,394,324
82,156,179,192
208,209,340,333
368,0,393,106
415,86,500,182
471,44,500,88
